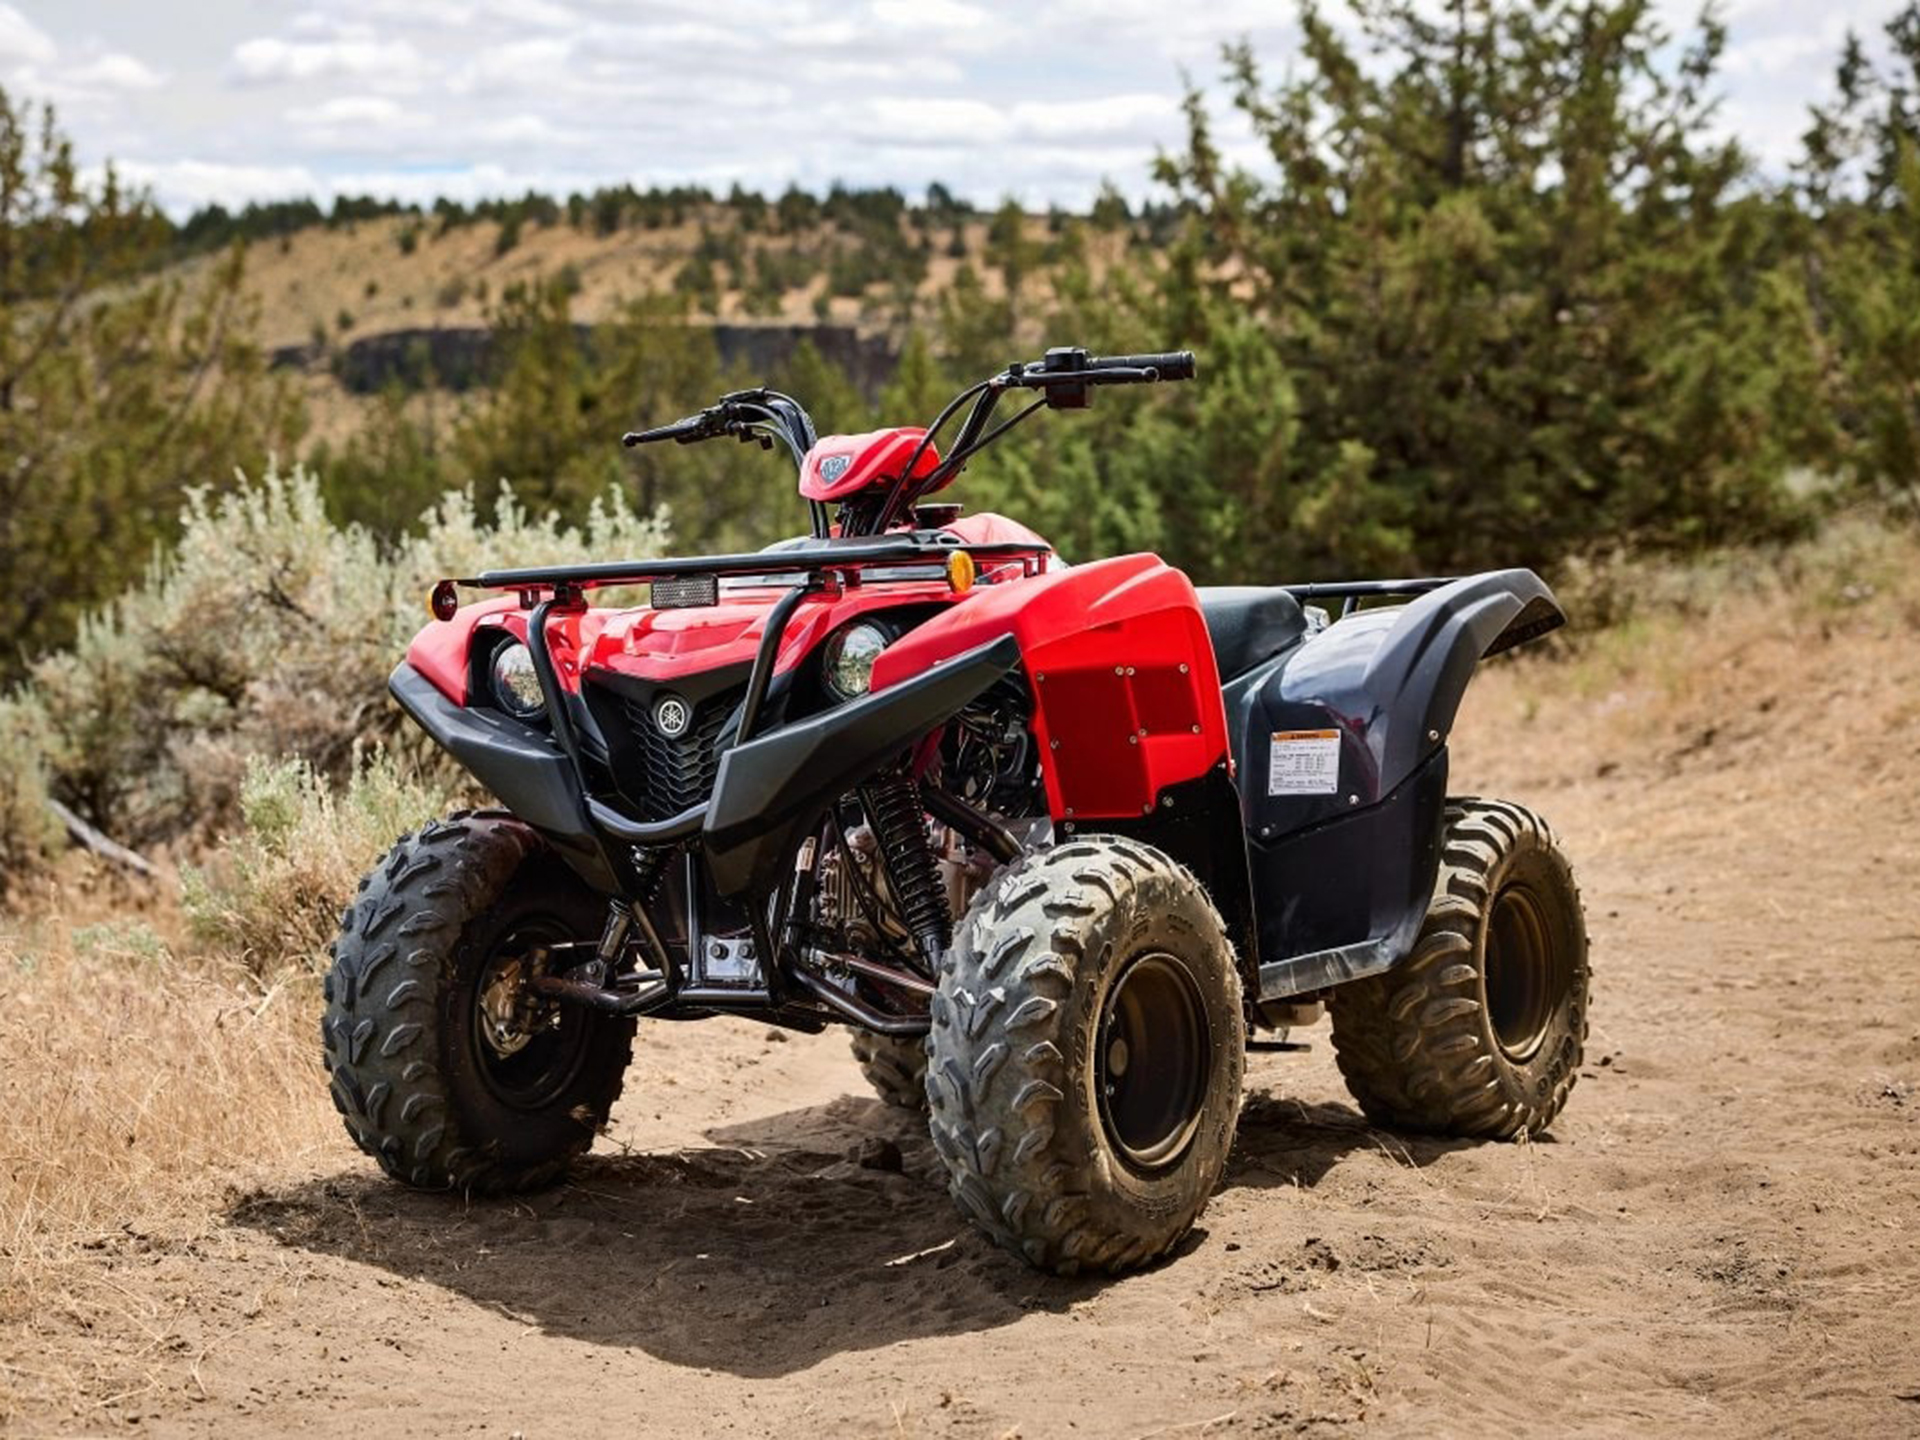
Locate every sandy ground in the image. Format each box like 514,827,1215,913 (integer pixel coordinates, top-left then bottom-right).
6,573,1920,1437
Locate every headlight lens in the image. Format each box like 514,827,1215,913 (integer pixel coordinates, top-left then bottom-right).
822,621,890,701
490,641,546,719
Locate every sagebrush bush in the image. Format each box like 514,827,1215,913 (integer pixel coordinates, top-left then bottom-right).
182,751,455,973
0,695,61,889
13,464,667,853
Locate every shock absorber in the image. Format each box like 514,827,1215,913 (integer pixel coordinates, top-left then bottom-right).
859,771,952,969
577,844,672,987
628,844,670,908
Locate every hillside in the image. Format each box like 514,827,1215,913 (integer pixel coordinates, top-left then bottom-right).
160,203,1133,451
201,213,1008,349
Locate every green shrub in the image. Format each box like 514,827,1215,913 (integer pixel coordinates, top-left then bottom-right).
0,695,60,891
182,751,454,974
17,464,667,853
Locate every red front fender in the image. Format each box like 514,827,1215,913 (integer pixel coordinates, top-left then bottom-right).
871,555,1228,822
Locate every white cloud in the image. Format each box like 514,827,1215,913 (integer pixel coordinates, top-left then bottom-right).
109,157,324,211
872,0,990,32
287,94,413,125
449,36,572,92
229,33,422,84
62,53,166,90
27,0,1919,217
479,0,580,29
471,112,584,146
0,3,54,65
1013,94,1178,141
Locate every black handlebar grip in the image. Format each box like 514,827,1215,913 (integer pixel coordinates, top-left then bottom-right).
623,415,706,447
1093,350,1197,382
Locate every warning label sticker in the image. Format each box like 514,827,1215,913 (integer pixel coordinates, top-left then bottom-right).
1268,729,1342,796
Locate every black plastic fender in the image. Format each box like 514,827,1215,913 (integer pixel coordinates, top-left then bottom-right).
703,635,1024,898
1220,569,1563,999
1225,568,1562,835
388,662,623,892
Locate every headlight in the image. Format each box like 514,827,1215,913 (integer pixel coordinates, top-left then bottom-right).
821,621,890,701
489,641,547,719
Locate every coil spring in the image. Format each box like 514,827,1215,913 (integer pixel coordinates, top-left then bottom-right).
859,771,951,967
627,844,670,907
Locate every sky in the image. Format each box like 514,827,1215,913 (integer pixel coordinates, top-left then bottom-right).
2,1,1908,217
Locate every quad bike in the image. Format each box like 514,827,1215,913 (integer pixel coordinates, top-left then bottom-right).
323,345,1589,1275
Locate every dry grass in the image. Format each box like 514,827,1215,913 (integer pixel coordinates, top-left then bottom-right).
191,209,1114,352
181,751,454,976
1454,510,1920,861
0,749,447,1423
0,870,338,1424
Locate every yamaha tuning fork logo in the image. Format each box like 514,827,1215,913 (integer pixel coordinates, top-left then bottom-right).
818,454,852,483
653,695,691,738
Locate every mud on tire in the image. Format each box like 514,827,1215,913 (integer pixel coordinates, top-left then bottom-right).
927,838,1245,1275
850,1032,929,1111
321,813,635,1193
1330,798,1588,1138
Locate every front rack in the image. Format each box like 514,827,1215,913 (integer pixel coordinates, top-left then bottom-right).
457,537,1052,596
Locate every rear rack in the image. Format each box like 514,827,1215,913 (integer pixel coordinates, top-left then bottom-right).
1280,577,1458,618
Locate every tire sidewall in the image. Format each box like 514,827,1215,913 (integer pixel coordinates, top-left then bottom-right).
1064,868,1244,1221
1477,831,1588,1115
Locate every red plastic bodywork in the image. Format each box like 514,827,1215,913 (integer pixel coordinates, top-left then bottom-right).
406,529,1225,824
799,428,942,502
406,596,517,703
872,555,1228,821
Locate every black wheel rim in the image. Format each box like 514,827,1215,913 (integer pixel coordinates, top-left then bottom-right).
1095,952,1209,1170
471,923,594,1111
1484,884,1566,1062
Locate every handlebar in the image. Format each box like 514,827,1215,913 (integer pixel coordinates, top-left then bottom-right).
1000,346,1195,412
1091,350,1197,382
620,345,1196,539
1006,346,1196,392
622,387,808,451
622,414,712,447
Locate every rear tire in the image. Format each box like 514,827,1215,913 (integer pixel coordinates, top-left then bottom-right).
1329,798,1588,1138
927,838,1245,1275
850,1032,929,1111
322,813,635,1193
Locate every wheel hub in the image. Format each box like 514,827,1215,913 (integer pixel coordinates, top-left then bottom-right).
1095,952,1209,1170
477,949,546,1059
1484,885,1565,1062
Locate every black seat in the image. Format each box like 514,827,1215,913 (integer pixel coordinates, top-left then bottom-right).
1195,586,1309,677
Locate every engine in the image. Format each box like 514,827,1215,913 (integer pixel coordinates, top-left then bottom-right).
799,672,1038,996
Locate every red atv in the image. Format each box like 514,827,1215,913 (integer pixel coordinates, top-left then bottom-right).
324,347,1588,1275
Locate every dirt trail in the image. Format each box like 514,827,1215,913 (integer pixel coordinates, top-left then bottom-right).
7,587,1920,1438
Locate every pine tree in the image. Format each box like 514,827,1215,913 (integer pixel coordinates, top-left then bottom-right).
1142,0,1826,579
0,88,303,677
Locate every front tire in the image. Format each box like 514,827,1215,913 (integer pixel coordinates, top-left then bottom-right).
322,813,635,1193
1329,798,1588,1138
927,838,1245,1275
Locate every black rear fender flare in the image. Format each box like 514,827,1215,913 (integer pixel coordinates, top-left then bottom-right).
1246,568,1562,816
